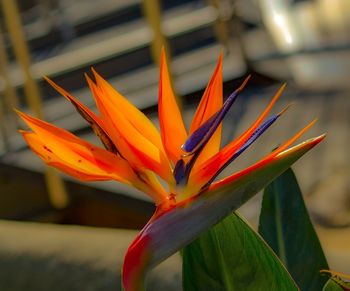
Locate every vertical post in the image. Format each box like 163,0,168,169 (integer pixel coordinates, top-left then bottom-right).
0,25,19,112
142,0,183,109
209,0,232,48
1,0,69,209
142,0,169,65
0,24,19,150
0,96,10,151
210,0,253,71
1,0,43,117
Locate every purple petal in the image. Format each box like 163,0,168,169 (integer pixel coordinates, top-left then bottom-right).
203,114,280,188
181,111,219,153
182,76,251,154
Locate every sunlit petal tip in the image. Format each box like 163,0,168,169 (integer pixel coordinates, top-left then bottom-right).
276,133,325,158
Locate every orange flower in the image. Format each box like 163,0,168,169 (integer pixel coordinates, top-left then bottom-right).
18,49,324,291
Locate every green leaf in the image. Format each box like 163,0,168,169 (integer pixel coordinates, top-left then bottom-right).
182,212,298,291
258,168,329,291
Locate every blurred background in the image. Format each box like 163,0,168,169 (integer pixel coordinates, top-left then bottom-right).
0,0,349,290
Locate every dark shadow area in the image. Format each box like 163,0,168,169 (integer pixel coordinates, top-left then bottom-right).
0,163,154,229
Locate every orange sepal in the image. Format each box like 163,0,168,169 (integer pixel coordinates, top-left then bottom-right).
91,69,165,151
189,53,223,168
158,48,187,164
85,77,173,183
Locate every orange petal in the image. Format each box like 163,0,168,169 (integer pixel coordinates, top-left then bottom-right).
85,77,173,183
44,76,118,154
158,48,187,164
91,69,165,151
190,84,286,187
189,53,223,168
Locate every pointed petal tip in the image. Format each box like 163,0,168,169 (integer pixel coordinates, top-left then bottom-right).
15,108,27,120
305,132,326,144
84,72,94,84
160,46,166,56
304,118,318,131
18,129,31,137
238,75,251,91
160,47,168,67
277,102,294,116
43,76,67,98
277,133,325,158
308,133,326,144
90,67,101,81
218,51,223,63
276,82,287,94
42,75,50,82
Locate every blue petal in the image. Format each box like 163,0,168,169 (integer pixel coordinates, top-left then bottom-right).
182,76,251,155
203,114,280,188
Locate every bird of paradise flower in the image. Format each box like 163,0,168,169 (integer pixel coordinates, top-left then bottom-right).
17,49,324,291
